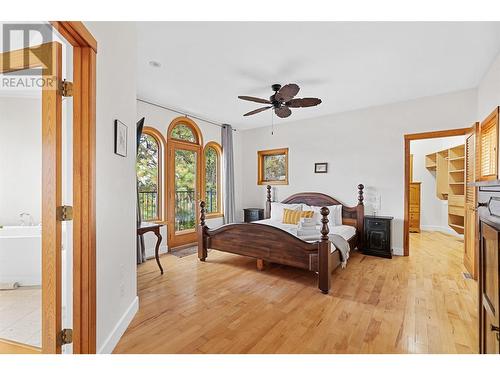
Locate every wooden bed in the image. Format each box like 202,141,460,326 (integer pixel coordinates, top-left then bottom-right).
197,184,364,294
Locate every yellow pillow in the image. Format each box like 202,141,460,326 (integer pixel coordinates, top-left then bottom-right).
282,209,314,224
301,210,314,219
282,208,302,224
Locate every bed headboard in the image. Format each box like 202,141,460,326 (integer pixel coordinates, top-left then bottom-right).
265,184,365,245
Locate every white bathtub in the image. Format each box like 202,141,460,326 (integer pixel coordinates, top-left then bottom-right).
0,226,42,286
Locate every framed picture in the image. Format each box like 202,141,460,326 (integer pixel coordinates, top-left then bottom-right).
257,148,289,185
114,119,128,157
314,162,328,173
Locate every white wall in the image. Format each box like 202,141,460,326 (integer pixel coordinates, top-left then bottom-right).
238,89,477,255
136,100,244,256
0,97,41,226
410,135,465,235
478,51,500,168
85,22,138,354
478,52,500,120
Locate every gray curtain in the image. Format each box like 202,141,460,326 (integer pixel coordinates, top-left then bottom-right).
221,124,236,223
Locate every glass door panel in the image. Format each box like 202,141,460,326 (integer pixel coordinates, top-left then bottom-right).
174,149,197,233
168,141,201,248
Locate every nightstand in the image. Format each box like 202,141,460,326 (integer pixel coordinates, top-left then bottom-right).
363,215,393,259
243,208,264,223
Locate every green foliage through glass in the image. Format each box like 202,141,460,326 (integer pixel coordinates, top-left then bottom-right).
137,133,159,221
204,146,218,213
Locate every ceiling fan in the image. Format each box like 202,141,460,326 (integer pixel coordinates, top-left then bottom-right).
238,83,322,118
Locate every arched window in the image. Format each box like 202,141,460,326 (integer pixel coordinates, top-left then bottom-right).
168,117,203,144
203,142,222,217
137,127,165,222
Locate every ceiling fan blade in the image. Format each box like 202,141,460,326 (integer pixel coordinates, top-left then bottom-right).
243,106,272,116
275,83,300,102
286,98,322,108
274,106,292,118
238,95,272,104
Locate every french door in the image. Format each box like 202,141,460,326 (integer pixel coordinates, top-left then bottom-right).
167,140,202,248
0,42,64,353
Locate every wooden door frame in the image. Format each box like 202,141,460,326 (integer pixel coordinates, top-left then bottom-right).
167,139,203,248
50,21,97,354
404,127,470,256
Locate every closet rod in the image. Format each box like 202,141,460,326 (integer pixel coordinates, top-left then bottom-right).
137,98,236,131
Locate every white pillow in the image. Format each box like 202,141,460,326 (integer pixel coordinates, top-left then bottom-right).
270,202,302,222
303,204,343,226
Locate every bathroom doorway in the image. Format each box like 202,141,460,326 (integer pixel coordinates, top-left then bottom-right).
0,22,97,354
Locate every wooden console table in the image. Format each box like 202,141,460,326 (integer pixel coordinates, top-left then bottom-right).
137,222,164,274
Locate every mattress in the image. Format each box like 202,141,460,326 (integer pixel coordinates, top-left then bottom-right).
253,219,356,242
252,219,356,267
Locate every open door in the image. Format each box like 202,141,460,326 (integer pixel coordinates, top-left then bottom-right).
0,42,64,353
464,122,479,280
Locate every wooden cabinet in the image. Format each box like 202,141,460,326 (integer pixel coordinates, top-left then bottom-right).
243,208,264,223
477,182,500,354
409,182,421,233
363,216,393,259
480,222,500,353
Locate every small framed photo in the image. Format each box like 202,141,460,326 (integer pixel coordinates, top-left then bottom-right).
114,119,128,157
314,162,328,173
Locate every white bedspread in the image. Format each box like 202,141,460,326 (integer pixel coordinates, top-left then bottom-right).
253,219,356,267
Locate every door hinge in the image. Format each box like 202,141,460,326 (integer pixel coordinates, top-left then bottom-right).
57,205,73,221
58,328,73,345
60,79,74,97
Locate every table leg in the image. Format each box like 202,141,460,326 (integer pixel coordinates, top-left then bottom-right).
154,229,164,275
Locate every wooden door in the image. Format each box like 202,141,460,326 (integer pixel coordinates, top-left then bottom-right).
0,43,63,353
480,222,500,353
409,182,421,233
464,123,479,279
167,140,202,248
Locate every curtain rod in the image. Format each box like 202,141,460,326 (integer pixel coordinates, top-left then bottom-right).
137,98,237,131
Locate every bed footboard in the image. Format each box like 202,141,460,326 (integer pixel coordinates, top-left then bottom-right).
197,202,333,294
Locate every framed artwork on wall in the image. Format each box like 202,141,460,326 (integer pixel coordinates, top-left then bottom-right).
314,162,328,173
257,148,289,185
114,119,128,157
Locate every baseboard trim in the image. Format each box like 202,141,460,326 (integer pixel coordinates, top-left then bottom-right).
97,296,139,354
420,225,463,238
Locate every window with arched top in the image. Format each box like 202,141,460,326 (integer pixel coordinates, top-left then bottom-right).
168,117,203,145
203,142,223,217
137,127,165,222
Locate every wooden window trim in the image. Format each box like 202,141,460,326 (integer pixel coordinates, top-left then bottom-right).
167,116,204,146
478,107,499,181
50,21,97,354
257,148,289,185
139,126,166,223
203,141,223,219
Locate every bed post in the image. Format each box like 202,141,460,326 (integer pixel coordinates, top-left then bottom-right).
318,207,331,294
265,185,272,219
198,201,208,261
356,184,365,249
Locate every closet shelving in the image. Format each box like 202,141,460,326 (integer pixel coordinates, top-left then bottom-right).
425,143,465,235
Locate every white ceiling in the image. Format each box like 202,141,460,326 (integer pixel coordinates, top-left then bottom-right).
137,22,500,130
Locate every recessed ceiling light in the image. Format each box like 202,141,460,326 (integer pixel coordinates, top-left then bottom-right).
149,60,161,68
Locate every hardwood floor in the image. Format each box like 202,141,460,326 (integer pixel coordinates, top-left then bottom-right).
113,231,477,354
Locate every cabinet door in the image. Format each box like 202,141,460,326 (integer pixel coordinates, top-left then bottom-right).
480,222,500,354
465,124,478,279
